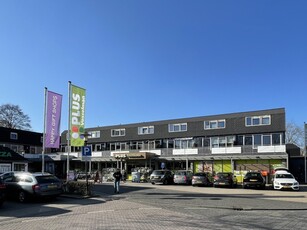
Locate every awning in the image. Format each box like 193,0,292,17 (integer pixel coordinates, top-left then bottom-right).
0,146,29,163
160,154,288,161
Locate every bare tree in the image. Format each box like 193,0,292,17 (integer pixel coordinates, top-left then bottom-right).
0,104,31,130
286,122,304,149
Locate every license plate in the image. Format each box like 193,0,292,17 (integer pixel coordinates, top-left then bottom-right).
155,176,159,179
48,185,57,189
283,186,291,188
250,179,257,182
219,182,225,185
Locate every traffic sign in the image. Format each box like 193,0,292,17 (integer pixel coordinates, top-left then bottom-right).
82,146,92,157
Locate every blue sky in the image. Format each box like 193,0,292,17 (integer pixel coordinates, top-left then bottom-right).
0,1,306,133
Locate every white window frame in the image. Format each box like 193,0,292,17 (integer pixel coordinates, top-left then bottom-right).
245,115,271,126
138,126,154,135
111,129,125,137
10,132,18,140
210,136,235,148
204,120,226,130
88,131,101,138
0,163,11,173
174,138,193,149
168,123,187,133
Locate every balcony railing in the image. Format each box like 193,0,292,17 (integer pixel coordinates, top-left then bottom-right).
60,144,286,158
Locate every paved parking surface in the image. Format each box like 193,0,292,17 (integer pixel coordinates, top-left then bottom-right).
1,182,307,229
104,182,307,209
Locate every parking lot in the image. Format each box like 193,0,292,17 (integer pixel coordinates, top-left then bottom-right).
101,181,307,209
2,181,307,230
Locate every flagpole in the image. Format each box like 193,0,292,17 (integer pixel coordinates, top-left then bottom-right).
42,87,47,174
67,81,72,181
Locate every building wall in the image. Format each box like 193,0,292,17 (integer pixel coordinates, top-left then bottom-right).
57,108,288,180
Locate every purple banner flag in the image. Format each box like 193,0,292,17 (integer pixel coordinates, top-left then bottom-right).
45,91,62,148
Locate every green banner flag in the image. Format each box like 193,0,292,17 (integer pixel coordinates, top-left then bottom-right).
70,84,86,146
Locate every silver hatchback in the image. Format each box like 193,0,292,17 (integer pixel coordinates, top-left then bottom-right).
173,170,193,185
0,171,63,202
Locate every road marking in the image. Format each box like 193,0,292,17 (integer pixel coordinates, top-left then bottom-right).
88,210,114,214
139,208,162,210
184,207,208,210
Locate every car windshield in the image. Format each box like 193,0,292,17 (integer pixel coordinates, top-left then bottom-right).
217,173,230,178
175,171,187,176
246,173,261,177
151,171,165,176
276,174,294,179
35,176,60,183
194,173,206,176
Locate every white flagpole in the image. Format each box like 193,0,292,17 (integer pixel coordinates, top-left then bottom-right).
67,81,72,181
42,87,47,174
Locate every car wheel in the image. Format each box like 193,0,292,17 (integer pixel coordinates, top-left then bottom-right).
18,190,27,203
163,180,168,185
151,182,155,185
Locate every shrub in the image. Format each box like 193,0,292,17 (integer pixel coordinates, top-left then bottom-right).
63,181,93,196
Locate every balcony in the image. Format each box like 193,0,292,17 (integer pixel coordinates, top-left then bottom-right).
59,144,287,160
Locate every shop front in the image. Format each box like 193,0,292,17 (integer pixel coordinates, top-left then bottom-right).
113,152,156,181
0,146,28,173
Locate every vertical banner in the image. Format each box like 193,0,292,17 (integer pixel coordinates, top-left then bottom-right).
70,84,86,146
45,91,62,148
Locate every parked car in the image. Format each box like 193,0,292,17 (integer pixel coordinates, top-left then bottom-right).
0,171,63,202
213,172,237,188
150,170,173,185
272,170,299,191
0,178,6,207
173,170,193,185
243,172,265,189
192,172,213,187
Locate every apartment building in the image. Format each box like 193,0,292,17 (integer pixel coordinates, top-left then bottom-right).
0,127,60,174
60,108,287,182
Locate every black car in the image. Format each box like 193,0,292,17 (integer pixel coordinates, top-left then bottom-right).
150,170,173,185
243,172,265,189
213,172,237,188
0,178,6,207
